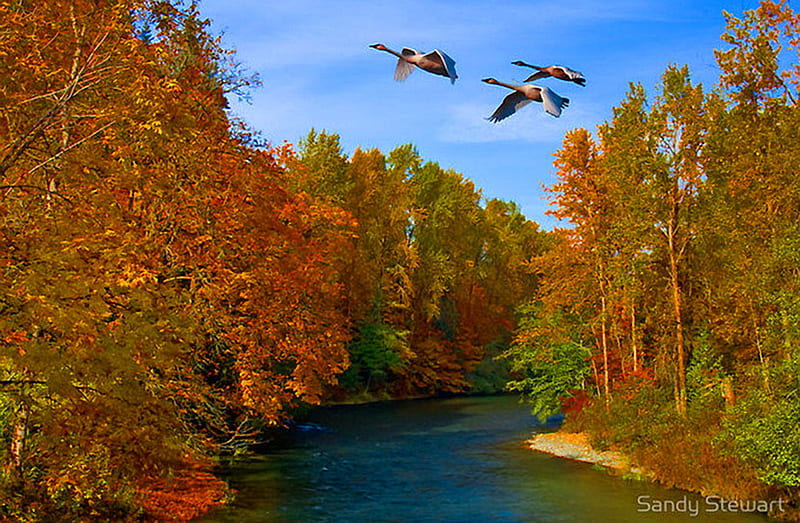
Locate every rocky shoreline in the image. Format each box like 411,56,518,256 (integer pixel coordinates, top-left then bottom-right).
528,431,648,477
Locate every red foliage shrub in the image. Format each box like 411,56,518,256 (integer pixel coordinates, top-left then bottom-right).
560,389,589,415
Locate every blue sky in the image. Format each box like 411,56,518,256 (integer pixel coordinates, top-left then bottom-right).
197,0,760,229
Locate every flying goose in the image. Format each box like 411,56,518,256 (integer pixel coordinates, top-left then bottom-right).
482,78,569,121
511,61,586,86
369,43,458,84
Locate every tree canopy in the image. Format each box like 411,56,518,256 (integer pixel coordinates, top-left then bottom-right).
503,1,800,515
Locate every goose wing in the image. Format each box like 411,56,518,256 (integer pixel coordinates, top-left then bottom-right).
434,49,458,83
394,58,416,81
556,65,586,85
423,49,458,83
523,70,550,83
392,48,418,81
539,86,568,117
488,91,531,122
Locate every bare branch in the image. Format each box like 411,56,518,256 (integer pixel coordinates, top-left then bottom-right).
25,120,115,176
0,184,72,204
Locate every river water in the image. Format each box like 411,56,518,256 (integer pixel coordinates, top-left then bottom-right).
199,395,768,522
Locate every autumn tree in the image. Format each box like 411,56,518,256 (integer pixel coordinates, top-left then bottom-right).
1,0,234,517
295,136,418,395
0,1,352,518
545,128,615,403
704,0,800,501
532,1,800,511
639,65,706,415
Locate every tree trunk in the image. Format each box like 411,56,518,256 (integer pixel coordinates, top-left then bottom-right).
601,295,610,407
631,302,639,373
8,403,30,482
667,220,687,416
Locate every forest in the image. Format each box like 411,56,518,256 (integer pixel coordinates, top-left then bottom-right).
0,0,798,520
508,1,800,518
0,0,544,519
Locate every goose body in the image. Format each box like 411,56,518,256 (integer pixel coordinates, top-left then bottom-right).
370,43,458,84
511,61,586,86
482,77,569,121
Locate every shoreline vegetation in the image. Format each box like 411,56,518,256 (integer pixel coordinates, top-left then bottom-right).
528,431,793,520
528,429,791,520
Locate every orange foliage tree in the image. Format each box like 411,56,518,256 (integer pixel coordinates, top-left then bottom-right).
0,0,351,519
515,1,800,511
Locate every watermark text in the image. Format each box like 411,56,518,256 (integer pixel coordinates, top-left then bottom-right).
637,495,786,517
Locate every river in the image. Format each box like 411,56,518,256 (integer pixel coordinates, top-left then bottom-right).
199,395,768,522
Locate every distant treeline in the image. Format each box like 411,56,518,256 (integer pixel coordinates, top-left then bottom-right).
293,129,547,399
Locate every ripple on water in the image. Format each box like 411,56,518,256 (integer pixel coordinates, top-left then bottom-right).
199,396,770,523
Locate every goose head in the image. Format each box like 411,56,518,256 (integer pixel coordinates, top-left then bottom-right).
369,43,388,51
511,60,541,69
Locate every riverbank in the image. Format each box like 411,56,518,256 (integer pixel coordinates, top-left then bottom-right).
528,431,798,520
528,431,648,479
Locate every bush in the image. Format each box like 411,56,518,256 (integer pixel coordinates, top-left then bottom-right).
504,303,591,420
567,379,765,501
723,359,800,488
466,338,512,395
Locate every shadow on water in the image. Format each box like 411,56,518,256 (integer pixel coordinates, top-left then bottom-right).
198,396,769,523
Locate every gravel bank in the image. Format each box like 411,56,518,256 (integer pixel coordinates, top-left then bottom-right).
528,431,647,476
